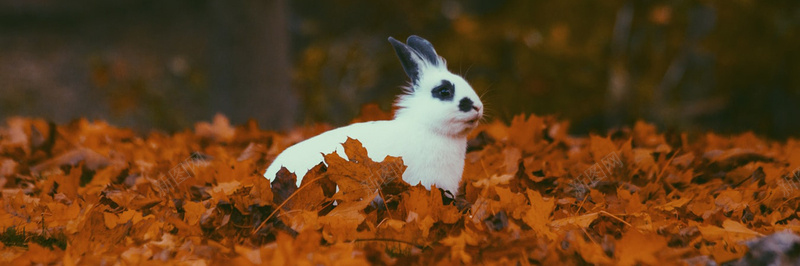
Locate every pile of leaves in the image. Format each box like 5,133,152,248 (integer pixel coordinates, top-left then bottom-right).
1,107,799,265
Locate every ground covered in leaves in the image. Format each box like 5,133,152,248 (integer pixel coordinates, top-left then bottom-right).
1,107,799,265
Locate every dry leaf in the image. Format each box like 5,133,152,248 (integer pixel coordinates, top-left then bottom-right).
1,113,798,264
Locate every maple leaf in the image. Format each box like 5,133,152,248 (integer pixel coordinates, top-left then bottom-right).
400,185,460,238
194,114,236,142
632,121,666,148
323,137,407,203
615,230,668,266
245,174,274,206
270,167,299,205
714,188,748,213
318,192,375,243
550,212,599,230
589,135,617,161
441,227,481,263
183,201,205,226
523,189,556,239
495,187,528,219
697,219,763,243
654,196,692,212
285,163,335,211
562,230,613,264
103,209,142,229
208,180,242,200
616,187,644,214
507,114,547,153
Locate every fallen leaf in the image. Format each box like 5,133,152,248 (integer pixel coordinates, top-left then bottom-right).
615,230,668,266
323,138,406,203
523,189,556,239
195,114,236,142
184,201,205,226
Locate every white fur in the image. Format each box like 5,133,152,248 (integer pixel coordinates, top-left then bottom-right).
263,36,483,194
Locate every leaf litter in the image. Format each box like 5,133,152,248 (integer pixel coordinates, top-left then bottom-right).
1,106,799,265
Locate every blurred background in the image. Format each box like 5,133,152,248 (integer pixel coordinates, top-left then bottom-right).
1,0,798,139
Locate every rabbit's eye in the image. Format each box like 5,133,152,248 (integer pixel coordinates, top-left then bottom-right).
432,80,455,101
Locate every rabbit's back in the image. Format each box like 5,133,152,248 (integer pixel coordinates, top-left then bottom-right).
263,119,466,193
264,120,397,185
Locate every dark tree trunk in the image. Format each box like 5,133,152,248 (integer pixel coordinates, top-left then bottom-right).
208,0,298,130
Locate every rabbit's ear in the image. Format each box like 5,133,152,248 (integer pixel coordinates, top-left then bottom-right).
406,35,441,67
389,36,424,84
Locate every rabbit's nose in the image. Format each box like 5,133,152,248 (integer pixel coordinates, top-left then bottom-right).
458,97,476,112
472,105,481,112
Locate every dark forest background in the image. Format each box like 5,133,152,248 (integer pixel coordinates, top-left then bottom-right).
1,0,798,139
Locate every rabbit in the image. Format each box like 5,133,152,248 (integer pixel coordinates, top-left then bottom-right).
264,35,483,195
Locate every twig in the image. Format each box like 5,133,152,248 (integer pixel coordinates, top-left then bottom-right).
599,211,634,229
575,194,590,214
655,148,681,184
252,175,327,234
352,238,427,250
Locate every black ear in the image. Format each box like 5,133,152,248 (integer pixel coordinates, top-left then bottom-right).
389,36,422,84
406,35,440,67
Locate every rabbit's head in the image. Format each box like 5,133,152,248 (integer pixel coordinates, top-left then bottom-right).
388,35,484,137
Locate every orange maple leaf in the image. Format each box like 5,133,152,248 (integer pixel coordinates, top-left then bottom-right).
323,137,407,203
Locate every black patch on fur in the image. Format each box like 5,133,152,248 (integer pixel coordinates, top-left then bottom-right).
458,97,474,112
389,37,421,84
432,80,455,101
406,35,439,66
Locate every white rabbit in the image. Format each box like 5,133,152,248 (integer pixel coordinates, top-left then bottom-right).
263,35,483,194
